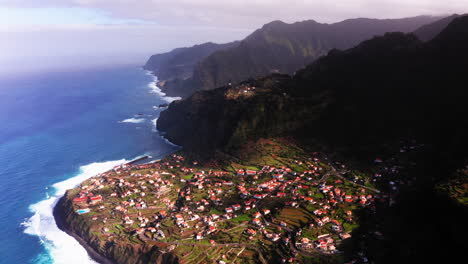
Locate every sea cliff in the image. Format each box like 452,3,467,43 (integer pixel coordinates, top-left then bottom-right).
54,188,179,264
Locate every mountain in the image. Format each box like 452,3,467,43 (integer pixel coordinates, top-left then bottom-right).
143,41,239,82
414,14,460,41
157,15,468,263
152,16,442,98
158,15,468,157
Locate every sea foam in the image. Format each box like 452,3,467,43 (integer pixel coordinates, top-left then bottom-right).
151,118,158,132
145,71,181,103
119,117,145,124
22,159,126,264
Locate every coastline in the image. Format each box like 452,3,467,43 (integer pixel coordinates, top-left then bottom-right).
144,70,182,103
53,197,114,264
47,70,180,264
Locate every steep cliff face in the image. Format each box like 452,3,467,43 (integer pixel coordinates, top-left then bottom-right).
143,41,239,95
54,191,179,264
157,74,327,154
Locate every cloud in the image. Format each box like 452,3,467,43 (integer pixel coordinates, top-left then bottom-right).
0,0,466,75
2,0,467,27
0,22,251,75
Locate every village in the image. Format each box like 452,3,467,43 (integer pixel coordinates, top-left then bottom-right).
66,138,423,264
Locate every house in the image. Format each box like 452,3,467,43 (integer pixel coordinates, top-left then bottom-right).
246,170,257,176
252,218,262,226
159,210,167,218
232,204,242,211
246,229,257,235
253,194,267,199
263,209,271,215
73,197,88,203
271,234,280,241
174,214,184,223
340,233,352,239
225,207,233,214
90,195,103,204
195,232,203,240
334,188,342,196
332,225,341,231
253,212,262,218
207,226,217,234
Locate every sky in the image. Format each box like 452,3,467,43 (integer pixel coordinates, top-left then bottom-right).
0,0,467,75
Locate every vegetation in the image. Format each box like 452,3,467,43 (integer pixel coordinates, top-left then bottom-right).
157,16,468,263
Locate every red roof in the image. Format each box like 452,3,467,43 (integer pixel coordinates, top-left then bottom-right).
90,195,102,201
73,197,88,203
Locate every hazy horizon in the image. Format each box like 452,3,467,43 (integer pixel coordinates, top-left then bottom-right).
1,0,467,75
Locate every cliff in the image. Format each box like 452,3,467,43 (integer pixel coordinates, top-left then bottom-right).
143,41,239,97
54,191,179,264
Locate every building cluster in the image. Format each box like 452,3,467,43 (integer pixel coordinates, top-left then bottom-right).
70,151,388,262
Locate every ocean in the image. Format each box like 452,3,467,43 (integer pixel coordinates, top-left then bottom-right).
0,66,179,264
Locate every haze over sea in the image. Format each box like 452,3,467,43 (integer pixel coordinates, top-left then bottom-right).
0,66,179,264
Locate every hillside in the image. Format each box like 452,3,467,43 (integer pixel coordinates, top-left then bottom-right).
413,14,459,41
158,15,468,263
154,16,442,97
159,15,468,159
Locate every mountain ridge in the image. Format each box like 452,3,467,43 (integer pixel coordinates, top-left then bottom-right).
146,15,444,98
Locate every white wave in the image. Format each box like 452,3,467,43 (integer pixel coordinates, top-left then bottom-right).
119,117,145,124
150,117,180,148
152,105,167,110
144,70,182,103
151,117,158,132
161,136,180,148
22,159,126,264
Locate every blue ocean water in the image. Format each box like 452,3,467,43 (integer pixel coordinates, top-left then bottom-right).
0,66,179,264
